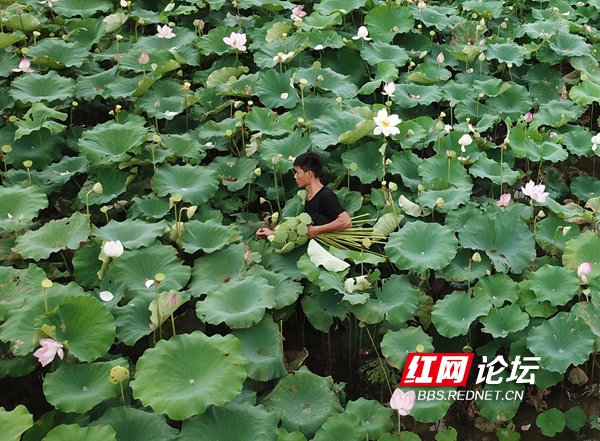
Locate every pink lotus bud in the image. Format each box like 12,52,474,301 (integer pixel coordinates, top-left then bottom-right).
138,51,150,65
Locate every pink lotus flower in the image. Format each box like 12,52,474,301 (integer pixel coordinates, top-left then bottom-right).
291,6,307,20
138,51,150,65
12,58,35,73
496,193,511,207
33,338,64,367
524,112,533,123
390,388,416,416
578,262,593,284
167,292,180,308
156,24,176,39
521,180,549,203
223,32,247,51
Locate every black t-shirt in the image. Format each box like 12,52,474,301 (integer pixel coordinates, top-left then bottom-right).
305,187,346,226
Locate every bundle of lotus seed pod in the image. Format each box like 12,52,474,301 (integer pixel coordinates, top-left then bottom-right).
267,213,313,253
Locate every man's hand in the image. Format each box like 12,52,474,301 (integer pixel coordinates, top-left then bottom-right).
307,225,318,239
256,227,274,239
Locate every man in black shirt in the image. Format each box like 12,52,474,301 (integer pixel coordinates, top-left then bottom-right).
257,152,352,239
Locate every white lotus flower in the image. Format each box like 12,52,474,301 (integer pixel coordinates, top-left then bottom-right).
223,32,247,51
373,109,401,137
103,240,124,258
352,26,372,41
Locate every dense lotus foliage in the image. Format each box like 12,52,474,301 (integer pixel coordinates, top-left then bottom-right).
2,0,600,439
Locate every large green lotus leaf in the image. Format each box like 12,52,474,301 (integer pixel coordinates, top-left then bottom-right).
181,219,241,254
0,279,83,355
419,186,472,213
112,292,154,346
72,242,102,289
569,79,600,106
535,100,585,128
277,428,308,441
549,31,592,57
9,71,76,104
102,74,154,99
209,155,258,192
459,211,536,274
469,154,519,186
364,6,414,42
441,246,493,283
473,273,520,307
0,186,48,234
387,150,422,191
310,107,364,148
180,402,279,441
0,405,33,441
385,221,458,275
301,287,348,332
407,63,452,84
190,243,248,296
394,84,443,108
77,168,128,206
260,367,343,438
360,41,409,66
351,275,420,325
45,296,116,362
477,378,524,422
31,39,89,69
418,5,460,30
232,315,286,381
480,304,529,338
111,242,190,297
138,80,188,119
314,0,365,14
74,67,118,101
12,211,91,261
487,83,532,120
0,340,36,379
255,69,300,109
406,386,455,423
94,407,178,441
313,412,367,441
14,103,68,140
244,107,295,137
3,13,41,33
196,276,276,328
418,153,472,188
66,17,108,50
259,130,311,170
131,331,247,420
534,213,580,254
94,219,167,250
41,424,116,441
527,312,594,373
344,398,393,439
536,408,566,437
341,143,384,184
43,358,126,413
572,296,600,338
296,67,357,99
517,281,557,319
129,194,171,220
0,33,25,50
53,0,112,17
380,327,434,370
528,265,579,306
563,231,600,283
249,266,303,309
485,42,527,66
571,174,600,201
431,291,491,338
78,119,147,165
152,164,219,205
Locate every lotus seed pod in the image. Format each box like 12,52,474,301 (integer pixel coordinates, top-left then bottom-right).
109,365,130,384
278,242,296,254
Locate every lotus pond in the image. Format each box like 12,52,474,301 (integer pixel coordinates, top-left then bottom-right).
3,0,600,439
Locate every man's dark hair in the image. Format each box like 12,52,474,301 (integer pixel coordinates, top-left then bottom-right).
294,151,323,178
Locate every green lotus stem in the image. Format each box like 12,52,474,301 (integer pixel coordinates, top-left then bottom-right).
85,189,93,219
170,312,176,336
119,382,125,406
155,284,163,341
397,413,402,440
273,167,282,215
42,287,49,314
365,325,392,395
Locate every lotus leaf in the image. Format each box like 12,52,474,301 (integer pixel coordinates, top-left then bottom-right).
232,315,286,381
181,218,241,254
344,398,394,439
256,69,300,109
527,312,594,373
93,407,179,441
9,71,76,105
31,39,90,69
476,377,524,422
480,304,529,338
549,31,591,57
250,266,303,309
517,281,557,319
364,6,414,42
152,163,219,205
380,327,434,370
468,154,519,185
196,276,276,328
534,213,580,254
0,186,48,234
111,242,191,297
180,402,279,441
4,13,41,33
536,408,566,437
572,295,600,338
260,367,343,438
131,331,248,420
352,275,420,325
313,412,367,441
12,211,91,261
441,246,493,283
459,211,536,274
301,286,348,332
431,291,491,338
41,424,116,441
360,41,409,67
94,220,167,250
189,243,248,295
341,143,385,184
43,358,126,413
310,107,364,148
563,230,600,282
564,406,587,432
0,405,33,441
473,273,520,307
78,120,147,165
386,221,458,275
528,265,579,306
407,386,456,423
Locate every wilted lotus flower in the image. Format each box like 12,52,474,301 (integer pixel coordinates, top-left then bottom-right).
33,338,64,367
578,262,593,284
390,388,416,416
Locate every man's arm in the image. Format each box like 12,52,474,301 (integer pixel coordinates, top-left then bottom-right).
307,211,352,239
